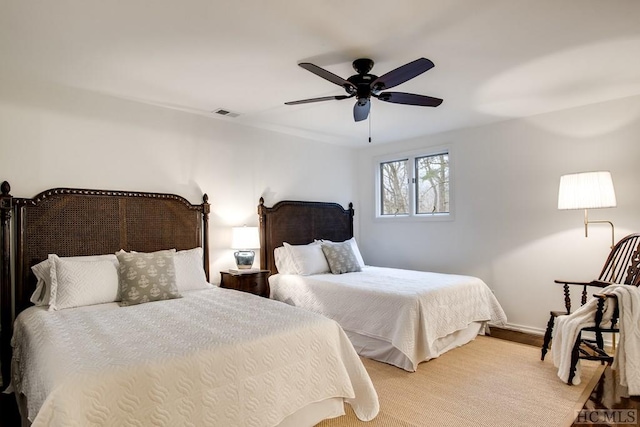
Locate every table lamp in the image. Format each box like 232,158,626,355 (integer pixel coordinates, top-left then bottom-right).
231,226,260,269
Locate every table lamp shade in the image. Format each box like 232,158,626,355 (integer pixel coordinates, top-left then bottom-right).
231,226,260,249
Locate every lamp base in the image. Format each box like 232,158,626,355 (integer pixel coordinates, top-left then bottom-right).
234,250,255,269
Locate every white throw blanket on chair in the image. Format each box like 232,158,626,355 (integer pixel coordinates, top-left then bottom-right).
552,284,640,394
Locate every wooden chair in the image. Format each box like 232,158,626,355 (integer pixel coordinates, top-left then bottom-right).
540,233,640,361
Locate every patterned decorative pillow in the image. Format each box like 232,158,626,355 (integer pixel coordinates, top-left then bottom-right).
318,237,366,268
321,242,362,274
116,249,181,306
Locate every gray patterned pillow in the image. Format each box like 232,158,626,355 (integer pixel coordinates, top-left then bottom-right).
116,249,181,306
321,242,362,274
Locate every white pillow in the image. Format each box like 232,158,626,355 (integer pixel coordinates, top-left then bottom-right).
174,247,212,291
31,254,119,306
48,254,120,310
283,242,330,276
318,237,365,268
274,246,297,274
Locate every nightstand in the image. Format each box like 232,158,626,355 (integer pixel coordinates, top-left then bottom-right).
219,270,270,298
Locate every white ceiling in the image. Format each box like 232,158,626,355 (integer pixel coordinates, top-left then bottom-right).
2,0,640,147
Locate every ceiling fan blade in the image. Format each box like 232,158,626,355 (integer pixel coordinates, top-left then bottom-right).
285,94,353,105
371,58,435,91
299,63,356,91
376,92,443,107
353,99,370,122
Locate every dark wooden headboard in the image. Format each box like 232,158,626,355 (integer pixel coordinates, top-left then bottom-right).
0,181,210,388
258,198,354,274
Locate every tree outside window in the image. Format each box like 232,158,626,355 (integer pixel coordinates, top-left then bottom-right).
380,159,409,215
416,153,449,214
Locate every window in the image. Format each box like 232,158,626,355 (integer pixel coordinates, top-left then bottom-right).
377,149,451,218
415,153,449,214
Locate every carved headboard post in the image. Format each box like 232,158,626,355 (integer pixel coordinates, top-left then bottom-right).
258,197,267,270
348,202,355,237
202,194,210,282
0,181,13,388
13,200,29,316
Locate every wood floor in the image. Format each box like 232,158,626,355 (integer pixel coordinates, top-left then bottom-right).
1,328,637,427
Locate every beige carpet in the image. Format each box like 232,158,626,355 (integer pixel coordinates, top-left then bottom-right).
318,336,604,427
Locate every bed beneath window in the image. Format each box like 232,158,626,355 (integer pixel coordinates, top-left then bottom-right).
0,182,379,427
258,198,507,372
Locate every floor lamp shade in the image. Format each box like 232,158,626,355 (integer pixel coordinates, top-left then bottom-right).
231,226,260,269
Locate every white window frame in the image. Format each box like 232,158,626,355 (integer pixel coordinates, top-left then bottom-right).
374,145,454,221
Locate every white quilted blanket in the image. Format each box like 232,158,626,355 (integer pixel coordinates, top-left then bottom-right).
552,284,640,393
270,266,507,371
11,288,379,426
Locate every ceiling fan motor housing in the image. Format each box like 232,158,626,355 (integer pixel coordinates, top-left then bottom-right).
348,74,376,99
349,58,377,99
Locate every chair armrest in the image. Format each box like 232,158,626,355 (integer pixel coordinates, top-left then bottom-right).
554,279,591,286
554,279,611,287
553,279,607,312
593,292,617,300
590,280,614,288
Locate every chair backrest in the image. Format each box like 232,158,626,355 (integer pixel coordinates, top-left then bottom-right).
598,233,640,286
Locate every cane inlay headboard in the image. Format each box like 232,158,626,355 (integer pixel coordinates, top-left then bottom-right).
257,198,354,274
0,182,210,388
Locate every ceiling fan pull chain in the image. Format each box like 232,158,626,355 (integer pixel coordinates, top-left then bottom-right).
368,109,372,143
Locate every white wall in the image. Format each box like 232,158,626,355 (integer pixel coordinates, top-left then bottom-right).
3,76,638,334
356,95,640,334
0,78,358,282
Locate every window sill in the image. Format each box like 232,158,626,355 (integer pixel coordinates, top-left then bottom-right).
374,213,454,222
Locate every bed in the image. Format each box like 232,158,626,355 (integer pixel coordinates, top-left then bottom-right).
258,198,507,372
0,182,379,427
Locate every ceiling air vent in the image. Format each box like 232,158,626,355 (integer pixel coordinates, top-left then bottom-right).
213,108,240,118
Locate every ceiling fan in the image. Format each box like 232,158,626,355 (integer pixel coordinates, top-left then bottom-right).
285,57,443,122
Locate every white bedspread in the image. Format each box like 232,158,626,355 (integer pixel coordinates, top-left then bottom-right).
270,266,507,371
11,288,379,427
